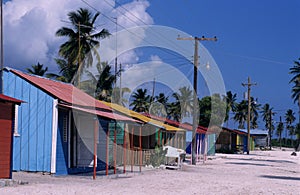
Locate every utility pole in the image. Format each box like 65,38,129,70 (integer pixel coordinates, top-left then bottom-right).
242,77,257,155
268,110,276,150
279,116,282,149
151,78,156,103
269,110,272,150
177,36,217,165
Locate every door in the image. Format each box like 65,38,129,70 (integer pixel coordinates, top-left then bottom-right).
0,103,13,179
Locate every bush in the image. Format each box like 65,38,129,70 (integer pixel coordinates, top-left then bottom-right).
150,145,167,167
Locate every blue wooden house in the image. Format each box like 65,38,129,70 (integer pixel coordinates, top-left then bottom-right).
3,68,136,175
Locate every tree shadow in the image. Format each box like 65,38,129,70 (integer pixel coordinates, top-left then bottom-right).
225,162,271,167
260,175,300,181
222,157,296,164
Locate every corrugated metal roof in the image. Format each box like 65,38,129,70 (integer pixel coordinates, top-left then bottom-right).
101,101,184,131
142,113,208,134
236,128,268,135
59,104,139,122
0,94,23,105
9,69,111,111
222,126,247,135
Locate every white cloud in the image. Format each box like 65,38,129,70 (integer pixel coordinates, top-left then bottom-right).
3,0,152,72
149,55,163,64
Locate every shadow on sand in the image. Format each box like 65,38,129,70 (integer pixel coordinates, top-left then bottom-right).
260,175,300,181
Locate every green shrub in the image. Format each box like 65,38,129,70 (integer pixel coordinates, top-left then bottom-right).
150,145,167,167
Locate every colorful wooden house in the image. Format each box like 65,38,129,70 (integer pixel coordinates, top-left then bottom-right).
216,127,247,153
0,94,23,179
142,114,216,156
236,128,268,148
3,68,136,175
101,101,186,165
216,127,267,153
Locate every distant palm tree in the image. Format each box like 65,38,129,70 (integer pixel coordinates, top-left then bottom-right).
56,8,110,84
168,101,181,122
111,87,131,106
261,103,273,129
261,103,275,147
80,62,118,102
149,93,169,117
130,88,150,112
27,62,48,76
172,86,193,118
289,58,300,122
46,58,78,82
224,91,237,124
276,120,284,149
295,123,300,151
233,100,247,129
250,97,261,129
285,109,296,146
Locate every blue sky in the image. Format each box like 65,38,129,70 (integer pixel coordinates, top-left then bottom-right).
2,0,300,129
146,0,300,125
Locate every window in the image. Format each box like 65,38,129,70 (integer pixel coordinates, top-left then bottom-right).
14,105,20,136
63,115,68,142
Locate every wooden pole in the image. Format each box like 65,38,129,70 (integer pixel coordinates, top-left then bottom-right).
177,36,217,164
242,77,256,154
196,134,199,163
199,134,202,162
93,118,98,180
139,126,142,172
204,136,208,163
114,123,117,174
106,126,109,176
131,126,134,172
123,125,126,173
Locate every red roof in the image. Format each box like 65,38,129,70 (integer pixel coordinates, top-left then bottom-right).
10,69,112,111
222,126,247,135
59,104,139,122
0,94,23,105
142,113,208,134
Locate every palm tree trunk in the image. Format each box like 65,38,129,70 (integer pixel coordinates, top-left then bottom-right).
279,133,282,149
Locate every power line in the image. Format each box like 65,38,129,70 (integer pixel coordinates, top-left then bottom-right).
104,0,191,56
81,0,193,65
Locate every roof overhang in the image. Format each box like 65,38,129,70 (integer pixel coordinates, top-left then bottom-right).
0,94,24,105
101,101,185,131
59,104,140,123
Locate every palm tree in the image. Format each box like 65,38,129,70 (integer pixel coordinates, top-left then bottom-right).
199,94,226,128
276,120,284,149
172,86,193,118
261,103,275,142
27,62,48,76
56,8,110,83
250,97,261,129
130,88,150,112
289,58,300,122
81,62,118,102
168,101,181,122
294,123,300,151
46,58,78,82
149,93,169,117
261,103,273,129
224,91,237,125
285,109,296,146
233,100,248,129
111,87,131,106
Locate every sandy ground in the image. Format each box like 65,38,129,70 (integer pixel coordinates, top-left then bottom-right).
1,147,299,195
